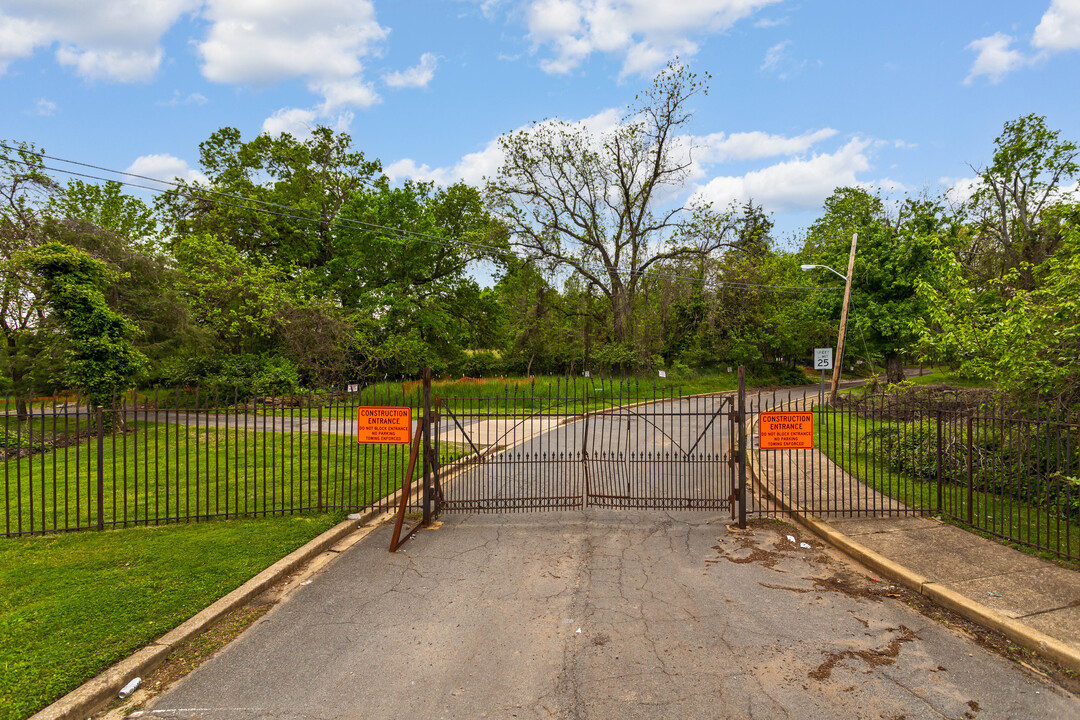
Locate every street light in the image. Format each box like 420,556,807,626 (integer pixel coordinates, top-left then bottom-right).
801,233,858,402
800,264,847,282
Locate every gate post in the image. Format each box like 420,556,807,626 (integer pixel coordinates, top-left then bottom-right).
738,367,747,529
422,368,433,526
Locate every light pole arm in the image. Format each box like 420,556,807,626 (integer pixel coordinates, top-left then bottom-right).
800,264,847,282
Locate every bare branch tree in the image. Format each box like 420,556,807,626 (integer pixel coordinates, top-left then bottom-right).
486,61,736,348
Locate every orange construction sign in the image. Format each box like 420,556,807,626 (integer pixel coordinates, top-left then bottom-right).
758,412,814,450
356,406,412,444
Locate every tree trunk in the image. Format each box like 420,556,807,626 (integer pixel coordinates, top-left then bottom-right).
885,354,905,385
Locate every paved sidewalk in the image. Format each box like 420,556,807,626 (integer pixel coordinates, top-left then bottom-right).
830,515,1080,651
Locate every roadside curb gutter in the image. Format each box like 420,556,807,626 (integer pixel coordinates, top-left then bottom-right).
28,507,387,720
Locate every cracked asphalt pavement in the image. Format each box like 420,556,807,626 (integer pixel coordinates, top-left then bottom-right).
132,511,1077,720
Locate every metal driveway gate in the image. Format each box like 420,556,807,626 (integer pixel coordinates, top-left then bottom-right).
435,379,738,515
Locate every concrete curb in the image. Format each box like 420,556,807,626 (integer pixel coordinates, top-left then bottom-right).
743,403,1080,675
28,507,386,720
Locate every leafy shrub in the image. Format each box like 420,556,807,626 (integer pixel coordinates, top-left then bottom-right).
591,342,642,374
0,430,48,454
453,351,506,378
156,354,299,396
862,421,1079,519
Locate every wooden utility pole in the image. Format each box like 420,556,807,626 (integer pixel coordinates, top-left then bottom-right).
830,232,857,402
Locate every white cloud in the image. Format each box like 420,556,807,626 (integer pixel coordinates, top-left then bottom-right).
383,52,438,89
0,1,198,81
759,39,805,79
159,90,208,107
964,2,1080,84
126,154,208,186
759,40,788,71
0,14,48,73
691,138,874,212
753,16,788,28
34,98,56,116
198,0,388,110
1033,0,1080,52
941,176,981,206
523,0,783,76
387,108,622,187
262,108,319,138
692,128,838,164
57,45,165,83
964,33,1027,85
859,177,907,195
260,106,356,137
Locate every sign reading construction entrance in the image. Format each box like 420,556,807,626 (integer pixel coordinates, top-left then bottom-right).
758,412,814,450
356,407,412,444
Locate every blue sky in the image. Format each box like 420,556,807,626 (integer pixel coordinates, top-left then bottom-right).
2,0,1079,244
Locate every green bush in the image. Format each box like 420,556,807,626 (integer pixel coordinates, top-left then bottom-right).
863,422,1080,519
155,353,300,396
0,431,47,453
453,350,506,378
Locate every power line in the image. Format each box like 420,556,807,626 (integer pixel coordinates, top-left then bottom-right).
2,142,838,296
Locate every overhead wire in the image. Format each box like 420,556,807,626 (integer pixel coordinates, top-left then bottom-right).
1,141,839,296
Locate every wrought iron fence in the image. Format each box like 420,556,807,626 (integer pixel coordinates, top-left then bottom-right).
746,387,1080,561
6,379,1078,562
1,387,421,537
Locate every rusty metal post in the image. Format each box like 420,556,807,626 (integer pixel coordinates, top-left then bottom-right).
738,366,747,529
96,406,105,531
422,368,432,526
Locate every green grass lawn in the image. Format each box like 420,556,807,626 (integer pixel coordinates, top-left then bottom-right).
0,513,345,720
813,406,1080,562
2,423,432,535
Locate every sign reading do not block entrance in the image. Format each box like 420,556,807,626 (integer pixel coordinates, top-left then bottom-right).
357,406,412,444
758,412,814,450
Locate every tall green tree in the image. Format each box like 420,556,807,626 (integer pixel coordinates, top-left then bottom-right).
331,180,502,374
0,141,59,411
49,180,201,371
965,114,1078,290
159,126,385,272
804,188,948,383
16,242,147,407
916,207,1080,402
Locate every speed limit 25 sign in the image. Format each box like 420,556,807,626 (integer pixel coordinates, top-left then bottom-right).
814,348,833,370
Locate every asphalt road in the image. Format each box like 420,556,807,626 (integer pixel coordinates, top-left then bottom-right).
133,511,1077,719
